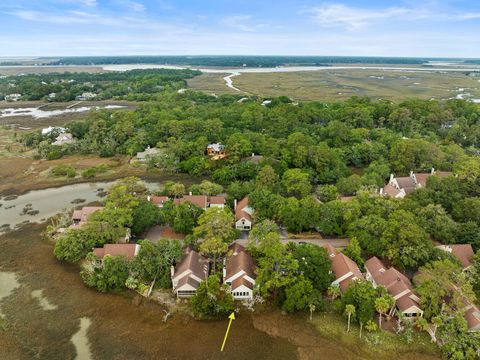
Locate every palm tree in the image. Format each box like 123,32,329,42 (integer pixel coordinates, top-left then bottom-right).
375,295,395,329
327,284,340,301
344,304,356,332
308,304,316,321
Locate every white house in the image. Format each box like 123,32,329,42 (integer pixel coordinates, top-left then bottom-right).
135,146,161,162
76,92,97,101
235,197,253,231
52,133,74,146
4,93,22,102
223,243,256,300
171,247,209,298
365,257,423,318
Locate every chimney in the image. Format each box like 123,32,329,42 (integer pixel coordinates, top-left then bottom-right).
189,192,192,196
431,167,435,175
252,153,255,157
234,199,237,210
222,267,226,281
170,265,175,278
147,195,151,202
389,174,394,183
379,188,384,195
410,170,414,177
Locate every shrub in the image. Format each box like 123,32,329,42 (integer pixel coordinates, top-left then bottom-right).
51,165,76,178
81,168,97,178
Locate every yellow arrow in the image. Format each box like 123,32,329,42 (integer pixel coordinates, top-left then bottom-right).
220,312,235,352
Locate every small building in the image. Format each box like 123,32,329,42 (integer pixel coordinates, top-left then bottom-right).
135,146,161,163
148,195,170,208
52,133,74,146
327,247,364,292
48,93,56,100
207,143,226,156
208,196,226,209
235,197,253,231
76,92,97,101
93,243,140,261
436,244,475,269
42,126,66,135
464,303,480,332
171,247,209,298
4,93,22,102
365,256,423,318
223,243,256,300
72,206,104,227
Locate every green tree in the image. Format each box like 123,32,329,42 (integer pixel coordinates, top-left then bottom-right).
375,295,395,329
193,207,236,243
291,243,334,292
256,165,279,191
344,304,356,333
281,168,312,199
282,277,315,313
81,254,130,292
199,237,228,273
190,275,234,319
337,175,363,196
131,200,160,235
315,184,339,203
342,237,364,268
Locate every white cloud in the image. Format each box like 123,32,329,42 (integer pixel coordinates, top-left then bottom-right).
130,2,146,12
221,15,265,32
82,0,97,7
307,4,412,30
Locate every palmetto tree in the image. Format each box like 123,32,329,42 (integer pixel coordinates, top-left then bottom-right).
375,295,395,329
344,304,356,332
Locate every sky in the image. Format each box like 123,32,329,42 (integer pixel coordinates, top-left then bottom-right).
0,0,480,58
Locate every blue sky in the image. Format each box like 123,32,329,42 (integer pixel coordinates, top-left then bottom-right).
0,0,480,57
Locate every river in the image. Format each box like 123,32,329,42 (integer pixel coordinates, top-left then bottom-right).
0,182,440,360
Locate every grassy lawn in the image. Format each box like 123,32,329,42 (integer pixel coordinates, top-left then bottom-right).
310,304,440,360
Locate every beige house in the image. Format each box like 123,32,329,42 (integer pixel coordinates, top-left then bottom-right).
71,206,104,227
365,257,423,318
223,243,256,300
171,247,209,298
235,197,253,231
93,243,140,262
436,244,475,269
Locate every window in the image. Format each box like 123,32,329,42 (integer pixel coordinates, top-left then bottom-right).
178,290,196,296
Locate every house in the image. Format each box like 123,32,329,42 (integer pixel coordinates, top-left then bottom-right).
93,243,140,261
148,195,170,208
207,143,226,157
208,196,226,209
4,93,22,102
48,93,56,100
328,247,364,292
464,303,480,332
52,133,74,146
76,92,97,101
223,243,256,300
436,244,475,269
171,247,209,298
135,146,160,163
245,153,264,164
235,197,253,231
42,126,66,135
381,169,453,199
365,257,423,318
72,206,104,226
144,225,185,242
174,195,208,210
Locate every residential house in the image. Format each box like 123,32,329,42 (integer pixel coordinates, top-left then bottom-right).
135,146,160,163
235,197,253,231
148,195,170,208
174,195,208,210
76,92,97,101
365,257,423,318
42,126,66,135
144,225,185,242
171,247,209,298
223,243,256,300
149,194,225,210
72,206,104,226
93,243,140,262
436,244,475,269
328,247,364,292
4,93,21,102
207,143,226,157
208,196,226,209
52,133,74,146
381,169,453,199
464,303,480,332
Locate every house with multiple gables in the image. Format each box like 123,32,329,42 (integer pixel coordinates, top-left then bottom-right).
148,194,225,210
235,197,253,231
436,244,475,269
223,243,256,300
171,247,209,298
206,143,226,158
324,244,364,292
365,257,423,318
380,168,452,198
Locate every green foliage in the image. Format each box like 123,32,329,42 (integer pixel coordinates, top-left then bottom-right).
190,275,234,319
315,184,339,203
282,277,316,313
342,237,364,268
51,164,76,178
281,168,312,199
291,243,334,292
131,200,160,235
81,254,130,292
342,280,380,327
193,207,236,243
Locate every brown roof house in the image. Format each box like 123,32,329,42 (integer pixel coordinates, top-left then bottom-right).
173,194,208,210
93,243,141,262
235,197,253,231
148,195,170,208
326,246,364,292
365,257,423,318
223,243,256,300
71,206,104,227
436,244,475,269
206,143,226,160
381,168,452,199
171,248,209,298
208,196,226,209
464,303,480,332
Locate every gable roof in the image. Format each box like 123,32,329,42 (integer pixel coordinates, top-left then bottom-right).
436,244,474,268
235,197,252,222
331,253,364,292
382,184,404,197
225,249,256,281
231,276,254,291
209,196,226,205
72,206,104,222
395,177,416,193
173,195,207,209
93,243,139,260
465,304,480,331
150,196,169,206
173,248,208,280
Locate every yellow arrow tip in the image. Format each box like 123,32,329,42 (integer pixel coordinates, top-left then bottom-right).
229,312,235,320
